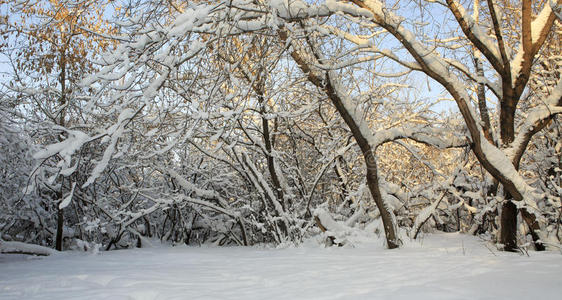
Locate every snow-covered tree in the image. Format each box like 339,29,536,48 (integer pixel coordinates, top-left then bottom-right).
335,0,562,250
0,0,117,250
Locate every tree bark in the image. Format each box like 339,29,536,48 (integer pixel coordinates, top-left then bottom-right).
55,206,64,251
500,201,518,251
475,55,493,144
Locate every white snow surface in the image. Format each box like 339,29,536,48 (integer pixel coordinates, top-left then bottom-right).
1,233,561,299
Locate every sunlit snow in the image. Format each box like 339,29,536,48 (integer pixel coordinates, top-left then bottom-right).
1,233,561,300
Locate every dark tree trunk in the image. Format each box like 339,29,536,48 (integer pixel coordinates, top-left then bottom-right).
55,207,64,251
500,201,518,251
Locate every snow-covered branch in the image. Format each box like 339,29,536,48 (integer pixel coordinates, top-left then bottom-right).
371,126,469,149
0,240,58,256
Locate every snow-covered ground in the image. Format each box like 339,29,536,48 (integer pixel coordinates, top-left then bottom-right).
1,233,561,300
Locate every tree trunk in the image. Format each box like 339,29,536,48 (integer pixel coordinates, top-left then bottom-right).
55,206,64,251
260,100,285,209
475,54,494,144
55,51,67,252
500,201,518,251
279,29,399,248
324,81,399,249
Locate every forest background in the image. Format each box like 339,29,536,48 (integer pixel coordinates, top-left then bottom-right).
0,0,561,254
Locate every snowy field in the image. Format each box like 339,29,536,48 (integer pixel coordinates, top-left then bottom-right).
1,233,561,300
